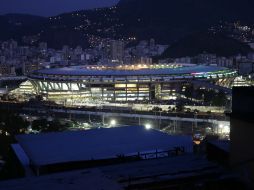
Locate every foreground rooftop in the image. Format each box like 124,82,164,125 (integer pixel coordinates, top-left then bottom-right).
15,126,193,167
0,154,225,190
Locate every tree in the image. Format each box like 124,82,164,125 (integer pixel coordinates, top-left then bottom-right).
32,119,48,131
212,90,227,106
152,106,162,112
195,88,204,100
32,119,69,132
0,110,28,136
168,106,173,112
184,84,194,100
175,101,185,112
203,90,216,105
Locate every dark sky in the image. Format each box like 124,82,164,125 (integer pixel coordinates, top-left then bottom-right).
0,0,119,17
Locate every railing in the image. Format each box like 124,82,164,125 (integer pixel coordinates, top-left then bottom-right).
0,76,27,81
117,146,186,161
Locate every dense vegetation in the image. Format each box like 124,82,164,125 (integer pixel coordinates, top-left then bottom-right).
160,32,253,58
0,109,70,180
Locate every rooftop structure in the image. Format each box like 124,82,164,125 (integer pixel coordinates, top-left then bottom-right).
14,126,193,175
0,154,223,190
30,64,235,79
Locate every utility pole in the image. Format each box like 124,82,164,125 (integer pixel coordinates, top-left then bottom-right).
102,114,105,125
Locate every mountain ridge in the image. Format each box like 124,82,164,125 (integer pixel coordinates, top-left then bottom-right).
0,0,253,55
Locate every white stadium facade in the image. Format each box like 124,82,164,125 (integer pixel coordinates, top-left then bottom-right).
17,64,237,103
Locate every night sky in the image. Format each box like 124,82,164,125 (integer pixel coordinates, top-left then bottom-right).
0,0,119,17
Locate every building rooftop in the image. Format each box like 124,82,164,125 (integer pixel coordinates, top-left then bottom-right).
0,154,221,190
32,65,231,77
0,168,122,190
15,126,193,167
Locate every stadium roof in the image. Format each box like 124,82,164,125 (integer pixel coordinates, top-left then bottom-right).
32,65,230,77
15,126,193,166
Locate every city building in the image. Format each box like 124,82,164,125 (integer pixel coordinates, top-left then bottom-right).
230,87,254,188
22,62,41,75
0,64,16,76
110,40,124,63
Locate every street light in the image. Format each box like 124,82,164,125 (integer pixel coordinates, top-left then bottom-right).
145,123,152,130
110,119,116,126
218,124,223,134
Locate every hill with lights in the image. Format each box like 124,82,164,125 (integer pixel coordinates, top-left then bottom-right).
0,0,254,53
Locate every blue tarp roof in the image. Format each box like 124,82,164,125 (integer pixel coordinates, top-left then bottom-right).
16,126,193,166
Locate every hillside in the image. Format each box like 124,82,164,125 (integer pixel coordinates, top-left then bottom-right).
0,0,254,49
0,14,46,41
160,32,253,58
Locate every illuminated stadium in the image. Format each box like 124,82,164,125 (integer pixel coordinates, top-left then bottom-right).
26,64,237,103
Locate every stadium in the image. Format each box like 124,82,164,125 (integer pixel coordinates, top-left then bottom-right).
23,64,237,103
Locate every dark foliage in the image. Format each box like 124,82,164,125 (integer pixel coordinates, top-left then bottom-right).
160,32,253,58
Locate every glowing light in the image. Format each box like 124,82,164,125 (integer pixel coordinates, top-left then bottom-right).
193,140,201,145
223,126,230,134
110,119,116,126
145,124,152,130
